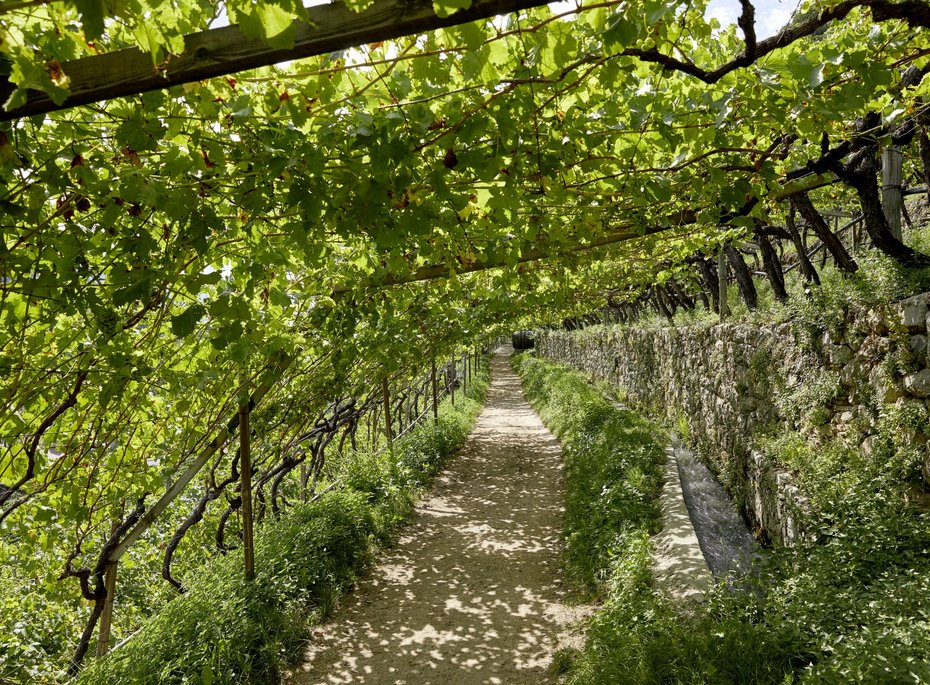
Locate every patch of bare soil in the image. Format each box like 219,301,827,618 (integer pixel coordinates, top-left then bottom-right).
287,349,590,685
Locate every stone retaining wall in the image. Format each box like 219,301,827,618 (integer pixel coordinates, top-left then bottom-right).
537,293,930,545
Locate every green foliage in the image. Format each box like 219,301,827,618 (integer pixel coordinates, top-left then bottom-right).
517,354,930,683
0,567,81,683
76,369,487,685
566,532,807,685
84,490,376,685
514,355,802,683
513,354,665,592
1,0,929,680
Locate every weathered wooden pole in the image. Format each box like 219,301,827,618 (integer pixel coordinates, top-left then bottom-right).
882,145,904,240
717,247,729,321
96,519,120,657
431,356,439,423
450,354,456,406
382,376,393,448
95,562,118,657
239,391,255,581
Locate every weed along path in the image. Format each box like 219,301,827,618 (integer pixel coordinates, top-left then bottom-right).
289,349,589,685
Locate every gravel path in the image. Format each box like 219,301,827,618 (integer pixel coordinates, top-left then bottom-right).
288,349,589,685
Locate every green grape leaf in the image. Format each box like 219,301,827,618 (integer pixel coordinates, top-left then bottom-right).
237,3,298,50
171,304,207,338
74,0,106,41
433,0,472,19
112,272,153,307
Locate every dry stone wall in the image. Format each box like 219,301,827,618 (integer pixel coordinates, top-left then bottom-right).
537,293,930,545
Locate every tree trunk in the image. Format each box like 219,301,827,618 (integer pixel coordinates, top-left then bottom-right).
696,256,721,313
239,400,255,581
785,205,821,285
718,248,729,319
431,356,438,423
653,286,674,320
756,231,788,302
381,377,393,447
838,153,930,268
790,192,858,272
68,598,106,676
667,280,695,310
726,245,758,309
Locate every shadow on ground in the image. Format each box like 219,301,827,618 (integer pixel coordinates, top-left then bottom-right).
287,349,590,685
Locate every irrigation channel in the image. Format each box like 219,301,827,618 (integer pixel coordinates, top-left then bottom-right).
288,348,753,683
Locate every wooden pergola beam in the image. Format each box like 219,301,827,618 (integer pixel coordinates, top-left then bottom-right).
0,0,552,122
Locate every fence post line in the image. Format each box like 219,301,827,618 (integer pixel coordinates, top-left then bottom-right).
450,353,456,406
382,376,394,449
239,385,255,581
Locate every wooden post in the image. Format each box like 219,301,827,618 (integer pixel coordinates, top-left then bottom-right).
95,561,118,657
382,376,393,448
462,353,467,393
450,354,455,406
96,520,120,657
882,145,903,240
431,356,439,423
717,247,729,321
239,393,255,582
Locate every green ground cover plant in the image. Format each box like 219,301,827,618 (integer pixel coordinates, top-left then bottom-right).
72,364,489,685
512,353,666,594
516,353,930,684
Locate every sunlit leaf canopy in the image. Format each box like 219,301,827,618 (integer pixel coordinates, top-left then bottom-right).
0,0,927,604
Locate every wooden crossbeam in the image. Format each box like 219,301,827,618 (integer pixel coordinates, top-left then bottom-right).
0,0,552,121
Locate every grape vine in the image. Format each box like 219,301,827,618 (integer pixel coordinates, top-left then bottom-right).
1,0,929,677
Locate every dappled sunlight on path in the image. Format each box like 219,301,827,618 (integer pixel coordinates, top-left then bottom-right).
288,349,589,685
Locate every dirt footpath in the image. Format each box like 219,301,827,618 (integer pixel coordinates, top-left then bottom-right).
288,349,589,685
